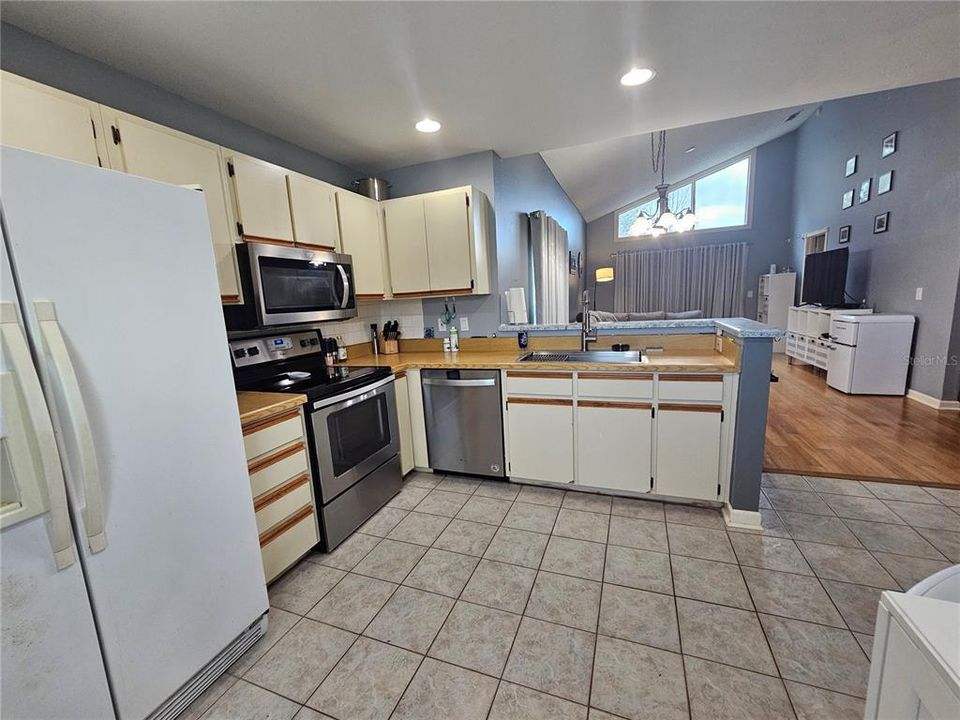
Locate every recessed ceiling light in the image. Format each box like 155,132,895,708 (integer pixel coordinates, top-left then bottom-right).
620,67,656,87
415,118,441,133
685,146,696,153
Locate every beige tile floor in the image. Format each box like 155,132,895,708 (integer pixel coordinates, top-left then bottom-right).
186,472,960,720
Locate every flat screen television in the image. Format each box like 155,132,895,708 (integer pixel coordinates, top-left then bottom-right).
802,247,849,306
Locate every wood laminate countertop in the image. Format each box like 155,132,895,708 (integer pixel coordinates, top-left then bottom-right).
336,349,737,373
236,391,308,426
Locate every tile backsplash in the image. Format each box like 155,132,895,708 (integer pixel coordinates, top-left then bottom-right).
319,298,425,346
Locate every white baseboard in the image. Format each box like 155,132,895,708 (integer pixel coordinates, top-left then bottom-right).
906,389,960,411
723,505,762,530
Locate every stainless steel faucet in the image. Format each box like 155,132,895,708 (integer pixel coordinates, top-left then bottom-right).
580,290,597,351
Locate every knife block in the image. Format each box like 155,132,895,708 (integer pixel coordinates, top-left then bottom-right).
380,337,399,355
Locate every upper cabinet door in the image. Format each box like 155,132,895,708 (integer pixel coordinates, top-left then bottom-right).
287,173,340,251
383,196,430,295
424,190,473,292
103,111,241,302
228,154,294,244
1,72,105,167
336,191,386,297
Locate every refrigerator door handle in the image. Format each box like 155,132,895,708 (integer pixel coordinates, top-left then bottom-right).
0,302,77,569
33,301,107,553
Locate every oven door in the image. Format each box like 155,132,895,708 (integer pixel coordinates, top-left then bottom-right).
309,377,400,503
249,242,356,325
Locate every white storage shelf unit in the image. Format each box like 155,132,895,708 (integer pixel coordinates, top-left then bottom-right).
786,306,873,370
757,272,796,354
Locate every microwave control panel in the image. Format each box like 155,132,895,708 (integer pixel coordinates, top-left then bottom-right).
230,331,322,368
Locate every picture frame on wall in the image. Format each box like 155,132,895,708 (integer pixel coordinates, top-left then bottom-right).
874,211,890,234
878,170,894,195
568,250,576,275
842,190,854,209
839,225,851,244
845,156,857,177
859,178,872,204
882,131,898,158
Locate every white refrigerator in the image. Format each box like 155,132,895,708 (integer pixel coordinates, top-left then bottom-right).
826,314,916,395
1,148,269,719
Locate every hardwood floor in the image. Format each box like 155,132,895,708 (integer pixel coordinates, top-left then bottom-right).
765,355,960,488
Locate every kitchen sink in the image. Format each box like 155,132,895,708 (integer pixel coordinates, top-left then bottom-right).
518,350,646,364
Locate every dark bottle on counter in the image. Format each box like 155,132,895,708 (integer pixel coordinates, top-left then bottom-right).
370,323,380,355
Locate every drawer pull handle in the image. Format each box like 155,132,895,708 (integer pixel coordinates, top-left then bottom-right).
253,473,310,512
242,408,300,436
259,504,314,547
248,441,305,474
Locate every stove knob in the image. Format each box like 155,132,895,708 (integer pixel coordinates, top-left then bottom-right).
248,347,260,356
309,338,319,346
300,339,310,347
233,348,247,359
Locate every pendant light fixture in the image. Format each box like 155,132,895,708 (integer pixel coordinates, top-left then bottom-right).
629,130,697,237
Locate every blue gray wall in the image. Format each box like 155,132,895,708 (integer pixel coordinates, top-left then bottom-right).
790,79,960,401
584,132,798,319
0,23,359,187
384,151,586,336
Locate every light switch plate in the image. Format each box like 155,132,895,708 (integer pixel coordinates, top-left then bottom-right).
915,287,923,301
747,290,754,298
459,317,469,332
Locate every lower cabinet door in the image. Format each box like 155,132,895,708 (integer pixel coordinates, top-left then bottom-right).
655,404,722,501
394,374,415,475
506,397,573,484
576,402,652,492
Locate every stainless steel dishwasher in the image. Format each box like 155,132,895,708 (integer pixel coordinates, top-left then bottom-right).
421,369,506,477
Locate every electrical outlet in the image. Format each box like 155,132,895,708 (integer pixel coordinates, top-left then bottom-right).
747,290,754,298
459,317,469,332
915,287,923,301
437,317,447,332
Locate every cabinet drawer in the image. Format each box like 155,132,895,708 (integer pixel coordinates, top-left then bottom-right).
249,443,309,497
260,506,318,583
577,373,653,400
505,371,573,397
243,410,303,461
658,374,724,402
254,475,313,534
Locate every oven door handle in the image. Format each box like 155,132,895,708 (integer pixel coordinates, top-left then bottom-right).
312,374,394,410
336,264,350,309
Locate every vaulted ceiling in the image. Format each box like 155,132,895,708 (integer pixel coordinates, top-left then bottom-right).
5,1,958,218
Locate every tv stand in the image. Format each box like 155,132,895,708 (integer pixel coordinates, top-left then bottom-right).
786,306,873,370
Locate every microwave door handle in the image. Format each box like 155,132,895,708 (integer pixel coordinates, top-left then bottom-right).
337,265,350,309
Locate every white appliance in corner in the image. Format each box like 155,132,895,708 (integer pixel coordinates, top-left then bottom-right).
0,148,268,719
826,314,916,395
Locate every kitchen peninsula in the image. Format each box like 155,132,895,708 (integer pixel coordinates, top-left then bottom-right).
339,317,782,529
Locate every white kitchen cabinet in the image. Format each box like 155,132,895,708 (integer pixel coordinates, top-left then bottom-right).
101,110,242,302
380,186,491,298
395,373,415,475
424,189,473,293
577,402,652,493
405,369,430,469
336,190,388,298
1,71,107,167
227,153,295,245
383,196,431,294
506,397,574,484
287,172,340,251
655,405,722,501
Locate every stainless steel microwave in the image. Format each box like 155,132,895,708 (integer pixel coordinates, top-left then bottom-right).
225,242,357,331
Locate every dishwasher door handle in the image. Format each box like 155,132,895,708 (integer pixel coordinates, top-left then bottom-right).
422,377,497,388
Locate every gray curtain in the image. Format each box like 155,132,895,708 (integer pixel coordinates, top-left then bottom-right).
528,211,569,324
613,242,749,318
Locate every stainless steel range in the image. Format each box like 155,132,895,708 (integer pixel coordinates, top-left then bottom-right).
231,330,401,550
